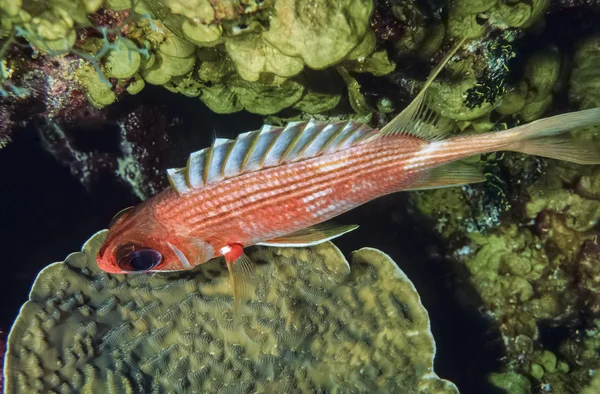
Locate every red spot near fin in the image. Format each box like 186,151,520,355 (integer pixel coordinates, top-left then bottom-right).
221,243,244,264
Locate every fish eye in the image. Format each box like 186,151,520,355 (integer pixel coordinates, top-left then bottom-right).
109,206,134,228
116,243,162,272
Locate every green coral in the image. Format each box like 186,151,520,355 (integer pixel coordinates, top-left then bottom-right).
489,372,532,394
447,0,550,39
582,374,600,394
0,0,103,53
104,38,142,79
5,230,458,393
132,0,382,115
570,34,600,110
1,0,391,115
412,32,600,389
225,33,304,82
76,63,117,108
262,0,374,69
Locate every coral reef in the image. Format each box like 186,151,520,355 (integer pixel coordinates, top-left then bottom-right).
412,27,600,393
4,230,457,393
0,0,392,125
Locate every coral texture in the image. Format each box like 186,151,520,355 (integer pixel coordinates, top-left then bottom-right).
4,231,456,393
0,0,391,121
412,28,600,393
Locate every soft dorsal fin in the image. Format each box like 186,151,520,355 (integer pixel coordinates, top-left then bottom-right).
376,37,468,141
167,120,374,194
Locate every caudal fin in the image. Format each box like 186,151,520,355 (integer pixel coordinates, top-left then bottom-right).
507,108,600,165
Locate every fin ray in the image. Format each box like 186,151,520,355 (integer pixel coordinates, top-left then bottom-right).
225,252,254,325
167,120,375,194
257,223,359,247
377,37,468,141
510,136,600,165
503,108,600,165
404,161,485,191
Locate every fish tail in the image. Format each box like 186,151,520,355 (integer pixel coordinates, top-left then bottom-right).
503,108,600,165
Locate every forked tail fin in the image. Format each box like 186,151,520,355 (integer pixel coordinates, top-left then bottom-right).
505,108,600,165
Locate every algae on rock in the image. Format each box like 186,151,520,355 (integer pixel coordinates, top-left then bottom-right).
5,230,458,393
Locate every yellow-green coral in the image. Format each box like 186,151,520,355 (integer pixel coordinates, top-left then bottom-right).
570,34,600,110
104,38,142,79
582,374,600,394
0,0,103,53
263,0,374,69
76,63,117,108
448,0,550,39
5,230,457,393
1,0,389,116
225,33,304,82
514,47,560,122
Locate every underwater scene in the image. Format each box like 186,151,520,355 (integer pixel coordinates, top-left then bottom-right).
2,0,600,393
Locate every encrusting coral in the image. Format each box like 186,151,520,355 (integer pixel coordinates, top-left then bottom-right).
4,230,457,393
0,0,391,121
412,30,600,393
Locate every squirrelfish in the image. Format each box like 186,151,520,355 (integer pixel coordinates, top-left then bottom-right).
97,41,600,312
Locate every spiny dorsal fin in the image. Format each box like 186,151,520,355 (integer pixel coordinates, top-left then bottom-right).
376,37,468,141
167,119,374,195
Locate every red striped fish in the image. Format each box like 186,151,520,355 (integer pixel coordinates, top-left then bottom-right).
97,41,600,312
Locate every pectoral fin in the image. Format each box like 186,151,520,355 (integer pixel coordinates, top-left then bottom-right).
257,223,359,247
221,243,254,325
404,161,485,191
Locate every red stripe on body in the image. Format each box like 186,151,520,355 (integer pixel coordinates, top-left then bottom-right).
151,130,515,256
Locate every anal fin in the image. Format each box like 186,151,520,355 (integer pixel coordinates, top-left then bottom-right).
405,161,485,191
256,223,359,247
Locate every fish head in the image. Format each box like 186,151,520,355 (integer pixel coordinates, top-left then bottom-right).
96,203,213,274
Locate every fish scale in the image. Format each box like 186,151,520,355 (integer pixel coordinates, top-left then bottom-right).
155,136,425,239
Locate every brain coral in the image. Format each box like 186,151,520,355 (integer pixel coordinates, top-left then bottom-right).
4,230,457,393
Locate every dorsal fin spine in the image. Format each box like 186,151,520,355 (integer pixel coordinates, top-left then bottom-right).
202,145,214,185
319,123,347,154
334,121,360,150
240,130,261,172
258,128,281,168
185,153,201,188
220,139,237,178
296,121,326,160
167,168,189,195
279,123,306,164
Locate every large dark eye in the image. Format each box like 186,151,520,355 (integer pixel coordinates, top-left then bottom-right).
116,244,162,272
